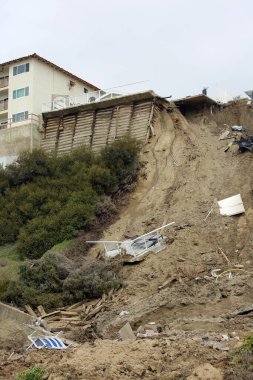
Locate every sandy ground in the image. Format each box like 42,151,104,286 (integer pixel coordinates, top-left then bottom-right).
1,102,253,379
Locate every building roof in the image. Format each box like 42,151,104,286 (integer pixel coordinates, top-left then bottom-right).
173,94,218,107
0,53,99,91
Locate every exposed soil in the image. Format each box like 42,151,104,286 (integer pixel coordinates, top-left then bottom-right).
2,101,253,379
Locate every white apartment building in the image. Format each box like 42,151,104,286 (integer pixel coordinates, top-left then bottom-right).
0,53,99,129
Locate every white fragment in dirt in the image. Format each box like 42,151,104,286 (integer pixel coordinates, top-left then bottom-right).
119,311,130,317
148,322,156,325
221,334,229,341
234,264,244,268
211,269,221,278
137,330,159,338
203,337,229,351
217,194,245,216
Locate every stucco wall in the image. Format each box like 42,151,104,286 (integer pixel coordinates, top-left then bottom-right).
0,302,33,324
33,59,94,115
8,59,34,120
0,123,42,167
5,57,96,125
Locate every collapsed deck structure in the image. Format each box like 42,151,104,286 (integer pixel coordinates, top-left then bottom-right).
41,91,173,154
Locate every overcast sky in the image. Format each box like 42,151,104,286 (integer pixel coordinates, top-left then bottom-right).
2,0,253,100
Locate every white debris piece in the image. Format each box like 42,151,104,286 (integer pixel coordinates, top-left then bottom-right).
119,322,136,341
119,310,130,317
87,222,175,259
217,194,245,216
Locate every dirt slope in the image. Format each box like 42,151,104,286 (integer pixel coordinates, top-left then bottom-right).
2,103,253,379
94,105,253,337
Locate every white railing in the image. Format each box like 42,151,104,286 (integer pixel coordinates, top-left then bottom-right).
0,113,40,130
42,90,125,112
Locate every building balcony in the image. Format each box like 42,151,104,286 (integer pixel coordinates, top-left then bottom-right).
42,90,125,112
0,99,8,112
0,76,9,89
0,120,7,130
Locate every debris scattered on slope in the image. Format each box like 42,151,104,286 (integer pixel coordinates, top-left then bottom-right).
231,125,247,132
87,222,175,259
119,322,136,341
233,305,253,316
217,194,245,216
27,332,70,350
235,135,253,153
202,336,229,351
24,289,117,335
219,129,230,140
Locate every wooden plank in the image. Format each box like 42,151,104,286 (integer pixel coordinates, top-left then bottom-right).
84,304,105,320
66,300,85,311
60,311,79,317
24,305,37,317
37,305,46,317
90,110,97,148
42,310,61,319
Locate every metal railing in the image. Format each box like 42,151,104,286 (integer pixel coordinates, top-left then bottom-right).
42,90,125,112
0,76,9,89
0,113,40,130
0,99,8,111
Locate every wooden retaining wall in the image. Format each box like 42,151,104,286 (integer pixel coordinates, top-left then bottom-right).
41,92,167,155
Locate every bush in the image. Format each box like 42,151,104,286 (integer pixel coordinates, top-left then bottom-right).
100,135,140,183
225,333,253,379
7,149,53,187
16,366,45,380
0,253,122,310
0,137,140,258
63,262,122,303
0,280,64,309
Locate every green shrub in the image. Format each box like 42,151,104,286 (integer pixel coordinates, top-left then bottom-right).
0,280,64,309
88,165,115,194
16,366,45,380
0,137,140,258
0,166,9,194
225,333,253,379
7,149,53,187
63,262,122,303
100,135,140,183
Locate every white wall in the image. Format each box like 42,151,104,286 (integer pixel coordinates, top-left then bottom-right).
6,58,96,124
33,59,94,115
8,58,34,120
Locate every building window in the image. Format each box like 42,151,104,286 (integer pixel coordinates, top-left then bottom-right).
84,88,88,93
13,87,29,99
12,111,28,123
13,63,29,76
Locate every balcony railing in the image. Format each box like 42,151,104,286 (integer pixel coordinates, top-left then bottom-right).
0,113,40,130
0,99,8,111
0,76,9,89
42,90,125,112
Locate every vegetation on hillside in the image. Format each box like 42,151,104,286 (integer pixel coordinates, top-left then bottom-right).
0,136,140,259
0,136,140,308
225,333,253,380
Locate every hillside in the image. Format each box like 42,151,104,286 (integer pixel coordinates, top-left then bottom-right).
1,100,253,379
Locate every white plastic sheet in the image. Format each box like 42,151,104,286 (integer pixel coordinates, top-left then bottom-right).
218,194,245,216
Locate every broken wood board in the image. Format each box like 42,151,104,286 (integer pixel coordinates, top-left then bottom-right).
119,322,136,341
24,305,37,318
